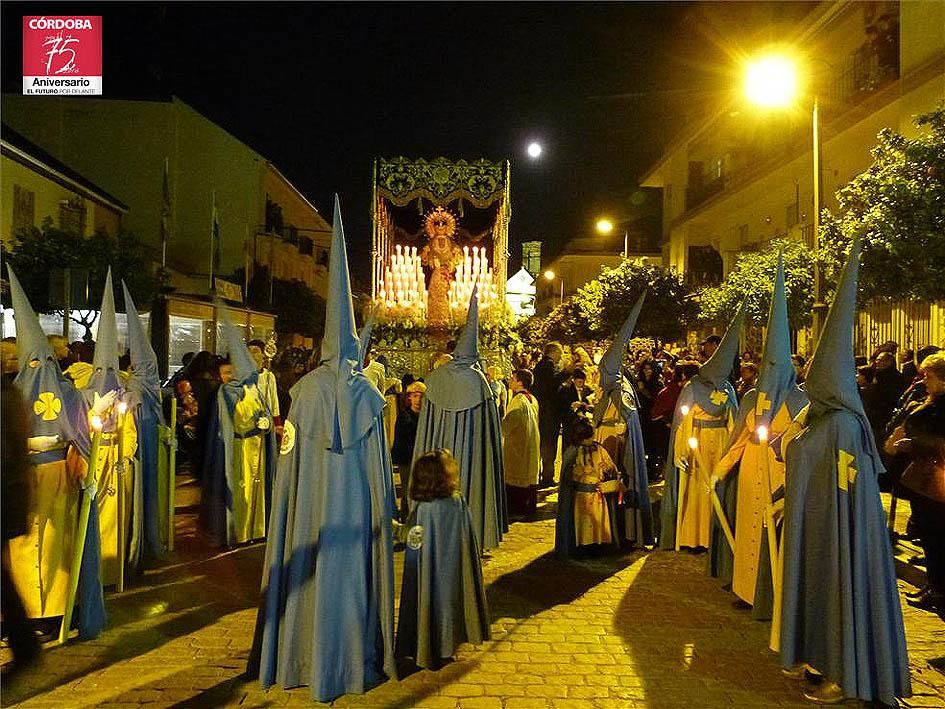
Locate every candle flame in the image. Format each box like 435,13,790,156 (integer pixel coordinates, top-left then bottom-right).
687,437,698,450
680,405,690,416
756,425,769,441
117,401,128,415
90,415,103,431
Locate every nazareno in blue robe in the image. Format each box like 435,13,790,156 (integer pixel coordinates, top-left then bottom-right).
247,195,397,703
7,264,105,639
200,375,278,548
396,494,490,668
412,291,507,552
122,282,165,560
780,241,909,704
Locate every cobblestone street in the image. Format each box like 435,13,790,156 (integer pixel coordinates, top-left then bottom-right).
3,480,944,709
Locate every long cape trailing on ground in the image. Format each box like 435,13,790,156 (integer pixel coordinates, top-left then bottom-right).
412,288,507,551
659,304,743,555
593,292,653,546
8,266,104,638
248,196,396,702
781,240,910,704
201,305,277,547
714,256,808,605
122,282,165,560
396,495,490,668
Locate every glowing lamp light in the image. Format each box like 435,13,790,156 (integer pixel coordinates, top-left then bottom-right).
543,270,556,282
526,141,543,159
680,405,690,417
745,53,799,108
90,415,103,431
687,437,699,451
756,425,769,442
595,218,614,235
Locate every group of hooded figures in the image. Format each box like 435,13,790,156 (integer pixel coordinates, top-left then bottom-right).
6,265,168,643
7,190,910,705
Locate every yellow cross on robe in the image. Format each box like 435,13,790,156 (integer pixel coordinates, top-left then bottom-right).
710,389,729,406
837,449,857,491
755,392,772,416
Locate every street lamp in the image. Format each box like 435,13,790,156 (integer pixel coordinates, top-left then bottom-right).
527,141,543,159
595,217,628,258
744,50,826,345
544,269,564,305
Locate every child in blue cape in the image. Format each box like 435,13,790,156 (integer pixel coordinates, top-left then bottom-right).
396,450,490,669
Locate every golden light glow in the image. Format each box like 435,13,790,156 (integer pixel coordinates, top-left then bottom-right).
745,53,799,108
687,436,699,451
596,218,614,235
543,270,556,281
756,425,769,441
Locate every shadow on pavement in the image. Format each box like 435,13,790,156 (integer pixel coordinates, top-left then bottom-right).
488,549,635,620
2,512,266,706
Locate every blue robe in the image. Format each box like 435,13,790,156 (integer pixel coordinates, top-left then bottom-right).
594,383,653,547
781,407,910,703
201,378,277,548
412,362,507,551
396,494,490,668
659,377,738,552
248,365,396,702
125,355,164,561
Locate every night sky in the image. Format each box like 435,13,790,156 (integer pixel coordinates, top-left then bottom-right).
2,2,814,280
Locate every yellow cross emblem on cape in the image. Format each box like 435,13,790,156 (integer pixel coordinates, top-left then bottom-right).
837,449,858,492
755,392,772,416
709,389,728,406
34,392,62,421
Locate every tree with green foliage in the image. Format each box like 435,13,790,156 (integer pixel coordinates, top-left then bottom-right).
1,220,164,339
698,239,815,328
819,104,945,302
523,260,697,345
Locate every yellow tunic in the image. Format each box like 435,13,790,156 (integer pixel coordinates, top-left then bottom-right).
714,403,794,604
230,386,267,544
571,444,618,546
594,398,626,471
673,405,732,549
7,448,80,618
502,393,540,488
94,418,138,586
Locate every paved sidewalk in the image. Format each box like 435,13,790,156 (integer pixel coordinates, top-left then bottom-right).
3,482,944,708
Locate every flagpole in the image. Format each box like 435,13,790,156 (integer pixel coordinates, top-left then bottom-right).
209,191,216,293
161,157,169,269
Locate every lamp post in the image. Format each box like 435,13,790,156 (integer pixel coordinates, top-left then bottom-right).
744,51,826,346
543,269,563,306
595,217,628,258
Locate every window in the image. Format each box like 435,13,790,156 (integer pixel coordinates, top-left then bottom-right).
59,198,86,235
12,185,35,234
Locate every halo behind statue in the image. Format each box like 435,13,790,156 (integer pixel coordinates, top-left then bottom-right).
423,206,458,239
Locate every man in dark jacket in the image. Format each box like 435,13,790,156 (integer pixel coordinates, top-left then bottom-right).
532,342,568,487
867,351,908,444
392,380,426,520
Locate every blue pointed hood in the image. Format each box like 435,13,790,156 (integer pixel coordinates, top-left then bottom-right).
88,268,122,394
320,195,384,453
804,240,866,420
754,253,797,428
216,302,258,385
452,284,480,366
600,291,645,392
7,265,54,370
700,300,745,389
121,281,160,391
358,308,377,367
321,195,360,368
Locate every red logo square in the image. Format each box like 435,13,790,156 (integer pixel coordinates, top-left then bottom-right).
23,16,102,95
